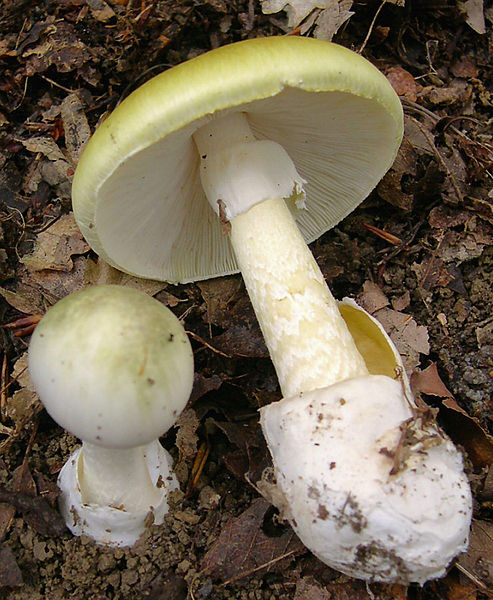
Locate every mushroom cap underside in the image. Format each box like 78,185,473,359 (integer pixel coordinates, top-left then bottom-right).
73,36,403,283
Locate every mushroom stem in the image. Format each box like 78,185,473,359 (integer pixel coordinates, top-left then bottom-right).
194,113,367,397
79,441,164,513
231,198,368,397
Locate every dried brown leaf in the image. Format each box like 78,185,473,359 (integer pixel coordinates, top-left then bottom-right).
411,256,455,290
356,281,389,314
386,66,421,102
294,576,331,600
377,137,418,211
458,520,493,587
0,284,46,315
0,486,66,537
86,0,116,22
0,545,23,588
412,363,493,468
61,93,91,166
373,307,430,374
212,325,268,358
84,257,169,298
202,498,305,582
22,21,92,75
458,0,486,34
22,214,89,273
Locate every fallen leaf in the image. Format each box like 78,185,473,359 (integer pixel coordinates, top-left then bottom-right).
372,308,430,374
357,282,429,375
412,363,493,468
22,21,92,75
259,0,354,40
411,256,455,290
451,56,479,78
310,1,354,41
85,0,116,22
457,520,493,587
212,325,268,358
0,545,22,587
22,214,89,273
377,137,417,211
260,0,330,27
441,398,493,468
294,576,331,600
84,257,170,299
202,498,305,583
0,284,46,315
386,66,421,102
61,93,91,165
21,255,88,305
0,486,66,537
458,0,486,34
356,281,389,314
188,373,223,406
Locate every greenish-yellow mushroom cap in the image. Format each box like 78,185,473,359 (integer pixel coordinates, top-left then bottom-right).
72,36,403,283
28,285,194,449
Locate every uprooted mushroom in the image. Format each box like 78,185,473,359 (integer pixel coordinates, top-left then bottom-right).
70,36,472,581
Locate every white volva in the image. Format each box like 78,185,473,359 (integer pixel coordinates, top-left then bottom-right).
28,285,194,547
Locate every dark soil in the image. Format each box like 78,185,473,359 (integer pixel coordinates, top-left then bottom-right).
0,1,492,599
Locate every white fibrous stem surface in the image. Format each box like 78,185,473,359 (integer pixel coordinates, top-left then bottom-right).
194,112,368,397
260,375,472,584
80,442,165,512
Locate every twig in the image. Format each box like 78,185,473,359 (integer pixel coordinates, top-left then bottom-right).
185,331,232,359
358,0,387,54
218,549,298,586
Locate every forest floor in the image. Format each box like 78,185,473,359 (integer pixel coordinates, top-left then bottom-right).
0,1,492,599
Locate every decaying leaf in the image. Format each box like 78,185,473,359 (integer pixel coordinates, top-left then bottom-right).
377,136,418,211
0,545,23,588
84,257,170,299
412,363,493,468
61,94,92,166
357,282,429,375
212,325,268,358
22,21,92,75
457,520,493,587
85,0,116,22
458,0,486,34
386,66,421,102
202,498,305,583
0,284,46,315
22,214,89,273
0,486,66,537
198,276,267,356
259,0,354,40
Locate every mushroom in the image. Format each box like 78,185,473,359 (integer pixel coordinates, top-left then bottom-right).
259,299,472,584
28,285,194,546
71,36,471,578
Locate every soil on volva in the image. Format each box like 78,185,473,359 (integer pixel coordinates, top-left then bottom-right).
0,1,492,599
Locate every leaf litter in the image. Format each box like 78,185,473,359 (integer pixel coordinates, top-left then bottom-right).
0,0,492,598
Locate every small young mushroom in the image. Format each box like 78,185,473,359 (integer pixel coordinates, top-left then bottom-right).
28,285,194,546
70,37,472,579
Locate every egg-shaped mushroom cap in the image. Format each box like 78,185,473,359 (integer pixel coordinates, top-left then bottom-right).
28,285,194,448
72,36,403,284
